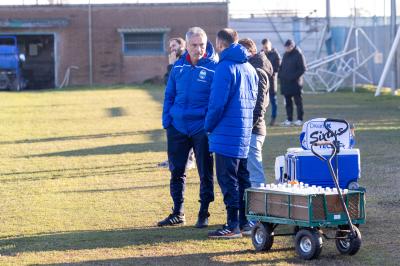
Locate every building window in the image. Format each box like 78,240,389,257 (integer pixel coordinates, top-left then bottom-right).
122,32,165,55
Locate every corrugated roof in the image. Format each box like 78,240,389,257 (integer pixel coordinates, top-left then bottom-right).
117,28,171,33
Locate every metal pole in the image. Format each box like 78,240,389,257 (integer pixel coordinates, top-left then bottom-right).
88,0,93,87
326,0,331,32
390,0,397,94
375,26,400,96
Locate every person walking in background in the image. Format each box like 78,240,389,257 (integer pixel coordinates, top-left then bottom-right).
205,29,258,239
262,38,281,126
158,27,217,228
159,37,196,170
238,38,270,188
278,39,307,127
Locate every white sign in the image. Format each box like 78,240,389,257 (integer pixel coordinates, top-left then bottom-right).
300,118,351,150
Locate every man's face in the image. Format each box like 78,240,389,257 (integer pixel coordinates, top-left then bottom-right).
263,41,272,52
285,44,294,53
169,40,180,54
187,35,207,62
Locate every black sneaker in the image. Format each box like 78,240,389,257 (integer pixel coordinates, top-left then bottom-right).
241,221,256,236
157,213,186,227
208,225,242,239
195,211,210,228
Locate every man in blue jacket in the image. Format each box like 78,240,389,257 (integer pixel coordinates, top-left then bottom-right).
158,27,218,228
205,28,259,238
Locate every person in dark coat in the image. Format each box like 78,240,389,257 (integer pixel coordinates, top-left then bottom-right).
262,38,281,126
158,27,218,228
205,29,258,239
238,38,270,187
278,39,307,126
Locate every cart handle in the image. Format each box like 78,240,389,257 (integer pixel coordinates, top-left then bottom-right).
323,118,349,136
323,118,349,153
311,141,337,162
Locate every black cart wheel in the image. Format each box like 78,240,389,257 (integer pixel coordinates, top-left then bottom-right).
335,225,362,255
251,222,274,251
295,228,323,260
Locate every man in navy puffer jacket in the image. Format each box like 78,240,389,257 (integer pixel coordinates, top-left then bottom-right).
158,27,218,228
205,28,259,238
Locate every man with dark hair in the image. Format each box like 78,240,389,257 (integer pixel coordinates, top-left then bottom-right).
262,38,281,126
278,39,307,126
159,27,218,228
164,37,186,85
205,28,258,238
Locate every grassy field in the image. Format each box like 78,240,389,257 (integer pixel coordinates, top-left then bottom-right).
0,85,399,265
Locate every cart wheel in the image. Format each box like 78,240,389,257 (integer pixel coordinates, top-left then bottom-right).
335,225,362,255
251,222,274,251
295,228,323,260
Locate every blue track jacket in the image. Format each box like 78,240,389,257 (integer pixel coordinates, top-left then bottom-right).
162,41,218,136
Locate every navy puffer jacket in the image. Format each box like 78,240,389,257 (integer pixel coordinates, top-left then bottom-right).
162,41,218,135
205,43,259,158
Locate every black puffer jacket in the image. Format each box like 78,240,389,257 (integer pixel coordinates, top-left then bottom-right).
265,48,281,94
248,52,271,136
278,46,306,95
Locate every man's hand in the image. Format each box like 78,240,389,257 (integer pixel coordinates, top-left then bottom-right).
168,51,178,65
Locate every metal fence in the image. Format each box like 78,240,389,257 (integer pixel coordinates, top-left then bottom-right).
230,16,400,89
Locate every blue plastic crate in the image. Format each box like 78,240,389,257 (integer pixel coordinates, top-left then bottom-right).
284,148,360,189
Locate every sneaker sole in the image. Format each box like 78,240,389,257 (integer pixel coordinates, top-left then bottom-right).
208,233,242,239
157,222,186,227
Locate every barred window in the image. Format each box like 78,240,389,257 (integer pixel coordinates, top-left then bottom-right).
123,32,165,55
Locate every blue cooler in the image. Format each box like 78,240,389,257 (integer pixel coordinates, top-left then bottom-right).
284,148,360,189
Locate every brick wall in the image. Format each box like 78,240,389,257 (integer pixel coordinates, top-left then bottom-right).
0,3,228,86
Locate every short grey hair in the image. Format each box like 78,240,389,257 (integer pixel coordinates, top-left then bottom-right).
185,27,207,43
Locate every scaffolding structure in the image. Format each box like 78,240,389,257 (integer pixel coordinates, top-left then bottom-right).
304,26,378,93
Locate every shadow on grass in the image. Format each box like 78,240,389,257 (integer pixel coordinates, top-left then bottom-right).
0,162,161,183
0,129,164,146
59,181,198,194
0,226,252,257
29,142,165,158
20,128,166,158
37,248,296,266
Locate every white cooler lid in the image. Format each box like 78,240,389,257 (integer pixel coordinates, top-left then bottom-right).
287,147,360,156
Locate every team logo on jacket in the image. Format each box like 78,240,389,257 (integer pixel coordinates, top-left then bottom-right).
199,70,207,80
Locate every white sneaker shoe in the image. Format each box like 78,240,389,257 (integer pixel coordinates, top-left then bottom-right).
281,120,293,127
293,120,303,126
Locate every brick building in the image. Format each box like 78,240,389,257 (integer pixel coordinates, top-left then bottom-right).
0,2,228,89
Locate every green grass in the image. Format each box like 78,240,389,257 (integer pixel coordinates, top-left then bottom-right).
0,85,399,265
